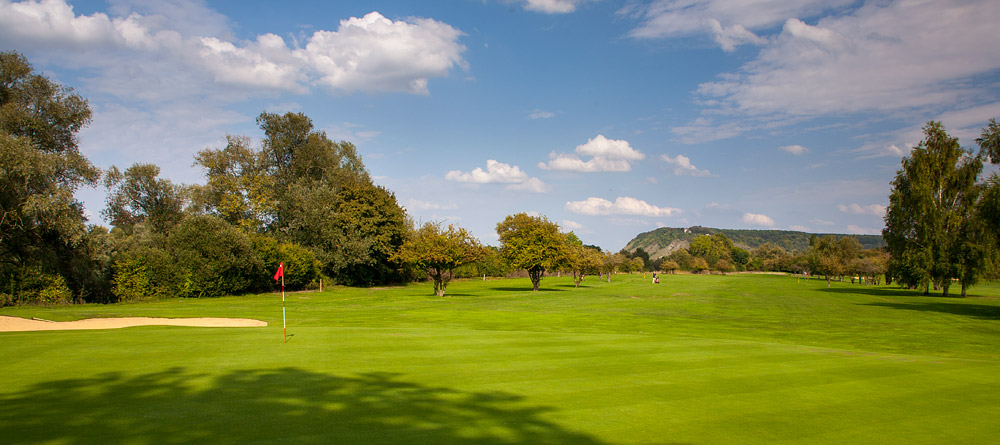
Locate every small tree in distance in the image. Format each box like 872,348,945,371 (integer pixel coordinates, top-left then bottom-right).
394,222,482,297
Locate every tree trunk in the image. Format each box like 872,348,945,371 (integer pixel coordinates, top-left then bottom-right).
529,268,542,291
961,283,968,298
941,282,950,298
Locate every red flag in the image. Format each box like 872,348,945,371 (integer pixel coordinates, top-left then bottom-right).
274,262,283,281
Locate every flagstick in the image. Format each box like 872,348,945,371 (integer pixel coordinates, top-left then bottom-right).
282,273,286,343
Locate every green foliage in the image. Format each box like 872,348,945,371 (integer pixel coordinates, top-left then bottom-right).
110,246,183,302
251,235,321,291
0,265,71,305
168,215,262,298
195,111,405,287
496,213,566,291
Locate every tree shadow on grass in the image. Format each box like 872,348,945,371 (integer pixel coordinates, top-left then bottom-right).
490,287,568,293
860,302,1000,320
0,368,604,444
817,286,924,298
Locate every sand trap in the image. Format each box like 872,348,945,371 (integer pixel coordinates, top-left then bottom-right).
0,316,267,332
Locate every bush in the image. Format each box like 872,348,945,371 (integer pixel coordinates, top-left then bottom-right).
252,234,321,291
110,246,184,302
0,265,72,305
168,215,262,297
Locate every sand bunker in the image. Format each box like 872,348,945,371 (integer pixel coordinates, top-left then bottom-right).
0,316,267,332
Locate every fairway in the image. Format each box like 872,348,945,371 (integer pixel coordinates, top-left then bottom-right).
2,274,999,444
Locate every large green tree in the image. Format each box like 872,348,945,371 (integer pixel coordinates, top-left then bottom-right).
884,121,984,296
496,213,566,291
0,51,102,301
195,111,406,285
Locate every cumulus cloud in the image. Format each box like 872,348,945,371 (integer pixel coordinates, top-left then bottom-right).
566,197,680,217
0,2,466,95
838,203,887,216
743,212,775,227
789,225,810,232
780,145,809,155
446,160,528,183
445,160,549,193
538,134,645,172
661,154,713,177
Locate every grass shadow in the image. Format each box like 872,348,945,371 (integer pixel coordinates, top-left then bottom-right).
860,302,1000,320
0,367,604,444
817,286,924,298
490,287,568,293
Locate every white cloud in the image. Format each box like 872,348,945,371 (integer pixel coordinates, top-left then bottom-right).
780,145,809,155
789,225,809,232
695,1,1000,119
445,160,548,193
562,219,583,230
848,225,882,235
529,109,555,119
0,2,467,95
299,12,467,95
626,0,850,50
743,212,775,227
445,160,528,183
810,218,835,226
505,177,551,193
661,154,713,177
838,203,886,216
566,196,680,217
521,0,586,14
538,134,645,172
406,199,458,211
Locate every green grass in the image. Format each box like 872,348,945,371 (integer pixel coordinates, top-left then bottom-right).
2,274,999,444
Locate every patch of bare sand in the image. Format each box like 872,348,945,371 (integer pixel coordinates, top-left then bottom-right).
0,316,266,332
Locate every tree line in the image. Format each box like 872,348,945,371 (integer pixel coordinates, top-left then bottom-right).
2,50,998,305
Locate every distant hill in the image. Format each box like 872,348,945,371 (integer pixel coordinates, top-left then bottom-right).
624,226,884,259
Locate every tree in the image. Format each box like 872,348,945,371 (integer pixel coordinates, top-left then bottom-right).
103,163,185,235
0,51,102,301
688,233,733,266
884,121,984,296
192,135,274,233
496,213,566,291
563,232,602,287
394,222,483,297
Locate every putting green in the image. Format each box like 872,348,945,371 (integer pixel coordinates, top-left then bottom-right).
1,274,998,443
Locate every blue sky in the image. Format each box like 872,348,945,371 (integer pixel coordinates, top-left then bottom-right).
3,0,999,250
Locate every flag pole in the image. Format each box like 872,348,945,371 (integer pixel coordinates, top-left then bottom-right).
275,262,286,344
282,272,286,344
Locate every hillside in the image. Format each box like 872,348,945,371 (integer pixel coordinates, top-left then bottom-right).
624,226,884,259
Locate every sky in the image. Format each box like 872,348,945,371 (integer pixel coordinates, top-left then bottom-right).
2,0,999,250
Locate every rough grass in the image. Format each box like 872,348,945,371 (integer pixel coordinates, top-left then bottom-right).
2,274,998,444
